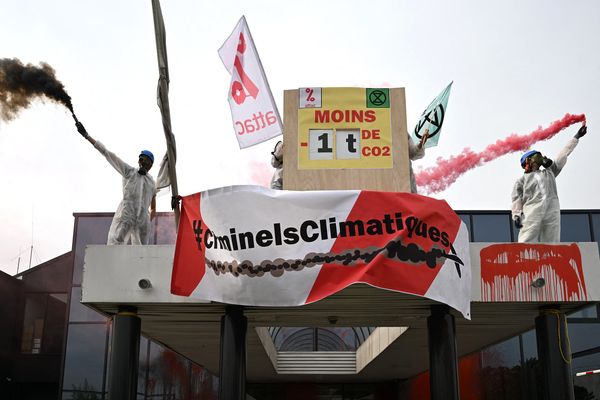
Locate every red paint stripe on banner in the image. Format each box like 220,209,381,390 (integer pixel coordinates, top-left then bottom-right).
171,193,206,296
305,191,461,303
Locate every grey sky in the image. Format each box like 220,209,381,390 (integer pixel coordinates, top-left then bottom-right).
1,0,599,275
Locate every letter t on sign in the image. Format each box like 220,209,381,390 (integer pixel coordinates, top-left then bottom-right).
336,129,361,160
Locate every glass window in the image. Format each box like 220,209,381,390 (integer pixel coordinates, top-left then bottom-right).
146,341,191,399
276,328,315,351
190,363,218,400
521,329,538,362
592,214,600,248
572,351,600,374
354,327,375,344
20,293,68,355
481,337,523,399
471,214,512,242
456,214,472,241
43,293,68,354
569,323,600,354
62,390,104,399
271,327,313,351
154,214,177,245
511,221,519,243
572,351,600,400
519,330,543,399
68,286,106,323
138,336,149,398
21,293,47,354
317,328,357,351
561,214,592,243
482,336,521,369
568,304,599,319
73,216,113,285
62,323,108,395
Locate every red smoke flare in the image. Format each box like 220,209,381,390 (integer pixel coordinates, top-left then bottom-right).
415,113,586,194
249,160,273,187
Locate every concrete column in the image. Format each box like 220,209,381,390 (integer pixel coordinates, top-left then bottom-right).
535,308,574,400
107,305,141,400
428,305,460,400
219,305,247,400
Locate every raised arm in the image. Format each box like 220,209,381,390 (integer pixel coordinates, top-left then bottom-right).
408,130,428,161
76,121,96,145
76,121,132,177
549,124,587,176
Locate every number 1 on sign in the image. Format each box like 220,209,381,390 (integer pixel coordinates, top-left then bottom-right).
317,133,333,153
309,130,334,160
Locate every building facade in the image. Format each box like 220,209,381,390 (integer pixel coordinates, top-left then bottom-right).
1,210,599,399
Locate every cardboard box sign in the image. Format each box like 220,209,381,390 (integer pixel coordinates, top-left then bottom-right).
283,87,410,192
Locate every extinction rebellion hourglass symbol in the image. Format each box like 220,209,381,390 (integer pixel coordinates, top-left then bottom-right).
231,32,259,105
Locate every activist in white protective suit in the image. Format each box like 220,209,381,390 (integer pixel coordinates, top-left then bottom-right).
269,134,426,192
511,123,587,243
76,121,158,245
409,130,429,193
270,140,283,190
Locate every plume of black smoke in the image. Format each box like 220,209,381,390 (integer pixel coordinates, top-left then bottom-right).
0,58,75,122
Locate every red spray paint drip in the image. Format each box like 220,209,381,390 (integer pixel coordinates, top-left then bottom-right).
480,243,587,302
415,113,586,194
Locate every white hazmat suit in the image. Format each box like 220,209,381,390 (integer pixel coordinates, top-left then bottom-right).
408,134,426,193
94,141,157,245
270,141,283,190
511,137,579,243
269,137,424,192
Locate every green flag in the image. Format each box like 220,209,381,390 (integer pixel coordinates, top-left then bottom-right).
412,81,452,148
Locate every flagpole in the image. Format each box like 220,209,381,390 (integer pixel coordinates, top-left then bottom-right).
151,0,180,228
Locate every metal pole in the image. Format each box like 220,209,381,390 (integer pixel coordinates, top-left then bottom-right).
219,305,247,400
151,0,180,228
428,304,460,400
107,305,141,400
535,308,574,400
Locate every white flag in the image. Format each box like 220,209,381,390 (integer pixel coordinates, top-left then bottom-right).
218,16,282,148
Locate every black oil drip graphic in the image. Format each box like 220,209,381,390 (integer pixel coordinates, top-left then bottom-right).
206,237,464,278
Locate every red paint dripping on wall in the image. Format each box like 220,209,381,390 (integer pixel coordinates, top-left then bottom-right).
480,243,587,302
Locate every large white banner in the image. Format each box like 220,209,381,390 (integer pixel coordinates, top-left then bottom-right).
171,186,472,319
218,16,282,148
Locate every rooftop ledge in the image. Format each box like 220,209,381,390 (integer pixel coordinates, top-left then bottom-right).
79,243,600,381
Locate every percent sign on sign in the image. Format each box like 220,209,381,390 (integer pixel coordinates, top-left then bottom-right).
305,88,315,102
231,32,259,105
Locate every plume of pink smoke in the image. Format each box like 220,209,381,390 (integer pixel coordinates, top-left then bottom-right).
415,113,586,194
248,161,273,187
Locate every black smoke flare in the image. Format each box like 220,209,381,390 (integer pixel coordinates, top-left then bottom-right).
0,58,76,122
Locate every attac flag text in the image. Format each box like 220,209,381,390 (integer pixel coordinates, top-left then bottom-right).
218,16,282,148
